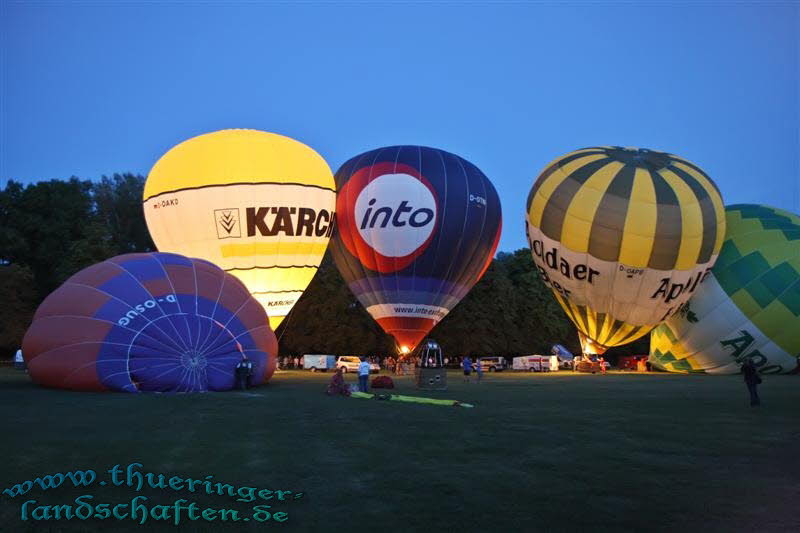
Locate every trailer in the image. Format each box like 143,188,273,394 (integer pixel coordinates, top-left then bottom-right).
303,354,336,372
512,355,559,372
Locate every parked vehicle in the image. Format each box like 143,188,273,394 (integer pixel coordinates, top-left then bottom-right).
335,356,380,373
476,356,507,372
512,355,559,372
303,354,336,372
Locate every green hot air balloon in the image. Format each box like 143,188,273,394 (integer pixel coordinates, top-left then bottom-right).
650,204,800,374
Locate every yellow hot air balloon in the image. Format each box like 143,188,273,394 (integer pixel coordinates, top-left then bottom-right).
525,146,725,354
143,129,336,329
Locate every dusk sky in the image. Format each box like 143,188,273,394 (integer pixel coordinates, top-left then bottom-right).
2,1,797,252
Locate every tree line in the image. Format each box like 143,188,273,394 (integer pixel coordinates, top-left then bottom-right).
0,175,649,361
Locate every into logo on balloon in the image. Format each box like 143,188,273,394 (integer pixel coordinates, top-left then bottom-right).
338,162,438,273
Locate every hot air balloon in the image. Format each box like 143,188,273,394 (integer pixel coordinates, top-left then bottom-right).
525,146,725,355
330,145,502,352
143,129,336,330
22,252,277,392
650,204,800,374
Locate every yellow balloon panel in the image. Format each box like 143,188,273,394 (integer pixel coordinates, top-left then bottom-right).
145,129,334,196
144,130,336,328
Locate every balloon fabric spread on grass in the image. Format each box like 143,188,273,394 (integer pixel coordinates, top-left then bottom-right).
526,146,725,354
650,204,800,374
143,129,336,330
22,253,278,392
350,391,474,408
330,145,502,353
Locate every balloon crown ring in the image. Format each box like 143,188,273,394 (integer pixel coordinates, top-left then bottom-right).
180,351,208,371
605,146,672,171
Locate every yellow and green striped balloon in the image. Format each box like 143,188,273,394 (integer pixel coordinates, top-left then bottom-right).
650,204,800,374
525,146,725,354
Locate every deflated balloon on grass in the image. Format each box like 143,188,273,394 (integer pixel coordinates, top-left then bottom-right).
22,252,278,392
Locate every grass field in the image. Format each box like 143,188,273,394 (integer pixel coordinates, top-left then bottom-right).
0,368,797,532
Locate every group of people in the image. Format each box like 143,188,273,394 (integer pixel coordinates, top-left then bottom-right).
460,356,483,383
278,356,305,369
384,355,487,374
571,354,609,373
12,344,767,406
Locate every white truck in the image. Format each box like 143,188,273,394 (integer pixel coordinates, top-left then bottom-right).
512,355,559,372
303,354,336,372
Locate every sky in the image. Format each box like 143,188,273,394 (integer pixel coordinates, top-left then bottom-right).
1,1,797,253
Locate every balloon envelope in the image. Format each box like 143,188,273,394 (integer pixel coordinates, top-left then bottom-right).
650,204,800,374
526,146,725,354
22,252,277,392
330,145,502,351
143,129,336,329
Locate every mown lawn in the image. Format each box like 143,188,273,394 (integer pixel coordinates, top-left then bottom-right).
0,368,797,532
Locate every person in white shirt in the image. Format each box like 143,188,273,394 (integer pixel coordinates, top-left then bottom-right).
358,357,371,393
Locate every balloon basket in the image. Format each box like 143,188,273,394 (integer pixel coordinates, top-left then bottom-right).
415,367,447,391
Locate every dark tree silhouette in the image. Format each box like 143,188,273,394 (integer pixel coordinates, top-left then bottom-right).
0,176,649,360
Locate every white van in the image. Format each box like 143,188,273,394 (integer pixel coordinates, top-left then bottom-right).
336,356,380,373
512,355,559,372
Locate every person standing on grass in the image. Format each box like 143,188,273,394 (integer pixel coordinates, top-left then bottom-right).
358,357,371,393
14,348,25,371
742,359,761,407
462,356,472,383
475,358,484,383
598,356,606,374
235,355,253,390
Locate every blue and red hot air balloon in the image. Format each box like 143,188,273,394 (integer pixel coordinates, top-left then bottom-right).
331,145,502,352
23,253,277,392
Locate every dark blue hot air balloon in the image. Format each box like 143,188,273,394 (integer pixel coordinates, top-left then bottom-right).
330,145,503,352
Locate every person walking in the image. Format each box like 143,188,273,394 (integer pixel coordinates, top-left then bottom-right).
462,356,472,383
358,357,371,393
742,359,762,407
